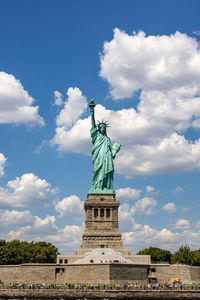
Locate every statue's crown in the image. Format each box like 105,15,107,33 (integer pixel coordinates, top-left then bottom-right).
97,119,110,128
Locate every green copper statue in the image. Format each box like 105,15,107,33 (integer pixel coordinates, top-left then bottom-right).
89,99,121,194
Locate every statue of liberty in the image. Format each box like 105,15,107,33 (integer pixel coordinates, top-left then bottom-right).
89,99,121,194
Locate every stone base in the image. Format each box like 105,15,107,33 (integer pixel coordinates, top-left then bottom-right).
82,193,123,249
81,232,123,248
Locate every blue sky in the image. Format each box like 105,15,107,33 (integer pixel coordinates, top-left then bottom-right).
0,0,200,254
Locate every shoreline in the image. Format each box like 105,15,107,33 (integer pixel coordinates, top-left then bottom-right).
0,289,200,299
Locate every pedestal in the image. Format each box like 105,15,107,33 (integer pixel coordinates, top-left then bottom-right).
81,193,123,249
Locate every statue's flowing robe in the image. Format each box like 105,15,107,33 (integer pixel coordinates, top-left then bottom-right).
90,127,114,190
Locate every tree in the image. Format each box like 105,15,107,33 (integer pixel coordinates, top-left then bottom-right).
0,240,11,265
0,240,59,265
190,249,200,266
171,245,192,265
137,246,172,263
33,242,59,263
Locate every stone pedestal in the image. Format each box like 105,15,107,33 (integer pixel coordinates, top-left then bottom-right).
81,193,123,248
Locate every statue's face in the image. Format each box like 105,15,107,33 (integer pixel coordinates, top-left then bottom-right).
99,124,107,135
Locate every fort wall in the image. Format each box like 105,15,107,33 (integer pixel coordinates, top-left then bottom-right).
110,264,149,284
0,264,56,284
1,263,200,285
56,264,110,284
150,264,200,284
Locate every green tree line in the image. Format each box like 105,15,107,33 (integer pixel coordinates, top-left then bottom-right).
1,241,200,266
137,245,200,266
0,240,59,265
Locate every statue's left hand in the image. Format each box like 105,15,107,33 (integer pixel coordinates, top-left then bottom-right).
112,143,121,158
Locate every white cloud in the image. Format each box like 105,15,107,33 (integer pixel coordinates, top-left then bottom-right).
174,219,190,229
146,185,159,195
119,203,143,232
52,87,89,153
100,29,200,99
122,221,200,253
116,187,142,200
54,90,63,106
0,209,35,227
9,215,58,240
119,196,157,229
116,133,200,177
52,30,200,178
131,197,157,215
0,72,44,125
56,87,87,128
55,195,84,219
163,202,177,213
123,226,178,252
119,204,200,252
119,202,177,253
0,173,57,208
0,153,6,176
146,185,155,193
119,203,132,220
119,198,157,233
7,214,83,253
46,224,83,253
173,186,184,193
52,118,91,153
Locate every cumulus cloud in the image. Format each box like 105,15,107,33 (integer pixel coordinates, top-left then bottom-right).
46,224,83,252
0,209,35,227
173,186,184,193
0,72,44,125
119,206,178,251
119,203,133,231
0,153,6,177
100,29,200,99
56,87,87,129
146,185,159,195
9,215,58,240
55,195,84,219
131,197,157,215
119,196,157,227
116,133,200,177
146,186,155,193
174,219,190,229
163,202,177,213
119,198,157,233
54,90,63,106
116,187,142,200
52,87,89,152
7,214,83,253
122,218,200,252
123,225,178,253
0,173,57,208
52,30,200,178
118,202,200,252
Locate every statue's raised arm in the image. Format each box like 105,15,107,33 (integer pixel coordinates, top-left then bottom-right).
89,99,96,129
89,99,121,195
